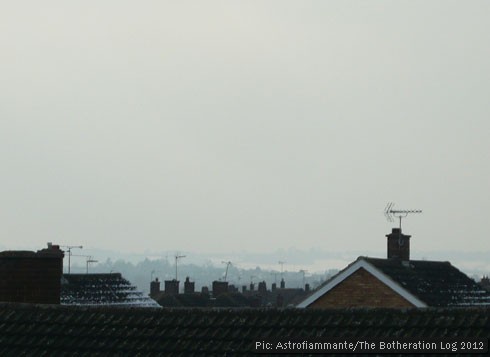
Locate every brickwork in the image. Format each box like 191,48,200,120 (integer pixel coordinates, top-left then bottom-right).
0,247,64,304
386,228,411,261
184,277,195,294
164,280,180,295
150,279,161,297
309,268,414,308
212,281,229,296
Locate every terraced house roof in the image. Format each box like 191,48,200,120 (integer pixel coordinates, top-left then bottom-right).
0,303,489,356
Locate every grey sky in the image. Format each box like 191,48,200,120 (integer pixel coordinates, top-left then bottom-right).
1,1,490,258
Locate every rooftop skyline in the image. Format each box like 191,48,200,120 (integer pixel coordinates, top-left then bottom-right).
1,2,489,260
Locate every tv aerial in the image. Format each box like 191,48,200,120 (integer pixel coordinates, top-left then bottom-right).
384,202,422,230
174,254,186,281
278,261,286,280
61,245,83,274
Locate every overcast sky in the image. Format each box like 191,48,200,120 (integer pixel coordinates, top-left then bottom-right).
1,1,490,259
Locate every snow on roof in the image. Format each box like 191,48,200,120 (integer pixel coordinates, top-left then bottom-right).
61,273,160,308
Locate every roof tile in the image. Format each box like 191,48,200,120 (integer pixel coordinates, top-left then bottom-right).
0,304,489,355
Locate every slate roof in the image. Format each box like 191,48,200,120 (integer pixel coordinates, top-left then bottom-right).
299,257,490,308
364,257,490,307
61,273,160,308
0,303,489,356
156,292,260,308
155,290,305,308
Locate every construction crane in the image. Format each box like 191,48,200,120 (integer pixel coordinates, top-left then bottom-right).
221,261,232,282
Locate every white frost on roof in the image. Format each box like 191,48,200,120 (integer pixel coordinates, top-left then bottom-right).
61,273,161,308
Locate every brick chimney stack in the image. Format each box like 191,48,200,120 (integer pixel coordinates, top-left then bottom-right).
184,276,195,294
280,278,285,289
0,243,64,304
258,281,267,295
212,281,228,297
386,228,411,261
164,280,180,295
150,278,161,297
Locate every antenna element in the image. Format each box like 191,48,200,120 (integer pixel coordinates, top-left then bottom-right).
61,245,83,274
384,202,422,230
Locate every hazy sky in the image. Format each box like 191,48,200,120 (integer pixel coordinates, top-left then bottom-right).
2,1,490,258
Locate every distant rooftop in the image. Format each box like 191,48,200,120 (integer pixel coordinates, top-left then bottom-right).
61,273,160,308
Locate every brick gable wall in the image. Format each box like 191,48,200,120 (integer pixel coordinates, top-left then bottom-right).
309,267,415,308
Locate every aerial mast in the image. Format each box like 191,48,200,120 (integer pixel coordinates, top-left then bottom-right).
86,256,98,274
174,254,186,280
278,261,285,280
61,245,83,274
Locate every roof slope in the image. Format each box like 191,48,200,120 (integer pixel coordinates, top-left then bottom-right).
298,257,490,308
61,273,160,308
0,303,489,355
297,258,427,308
364,258,490,307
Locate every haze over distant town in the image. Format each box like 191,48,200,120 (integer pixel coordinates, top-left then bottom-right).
1,2,489,279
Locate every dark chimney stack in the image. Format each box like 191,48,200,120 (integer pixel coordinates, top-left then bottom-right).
150,278,161,297
164,279,180,295
386,228,411,261
0,243,64,304
212,281,228,296
258,281,267,295
184,276,195,294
